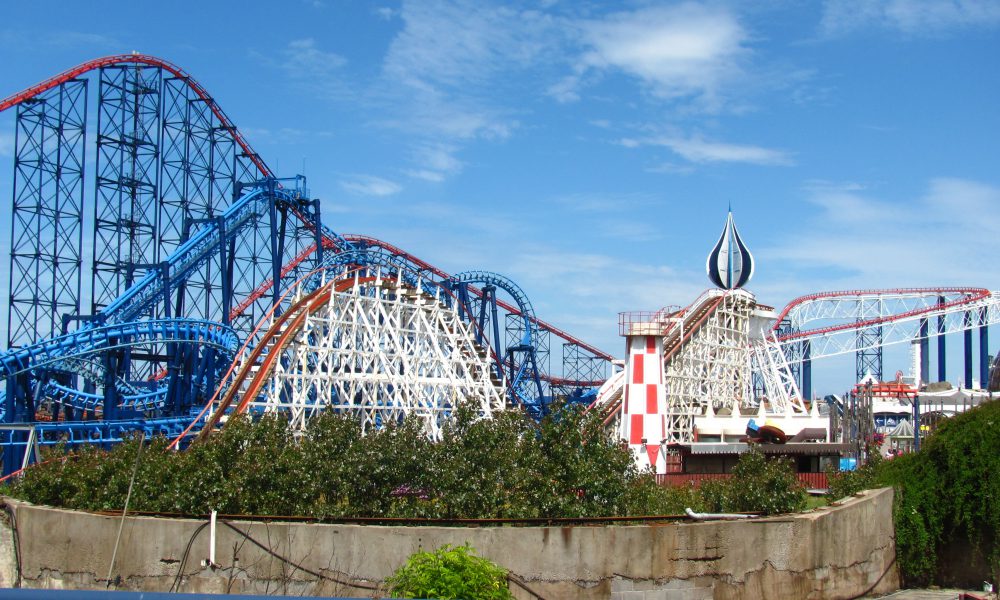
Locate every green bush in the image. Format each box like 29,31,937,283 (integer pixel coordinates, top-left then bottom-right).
5,405,667,520
386,544,512,600
699,446,806,515
623,474,706,515
6,406,821,523
827,445,882,501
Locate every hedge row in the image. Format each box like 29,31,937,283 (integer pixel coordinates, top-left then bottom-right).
6,404,805,519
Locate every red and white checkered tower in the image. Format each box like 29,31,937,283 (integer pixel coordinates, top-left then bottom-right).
620,325,668,472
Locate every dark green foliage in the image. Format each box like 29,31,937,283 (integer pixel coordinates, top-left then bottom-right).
699,446,806,515
386,544,512,600
6,407,808,521
623,473,706,515
826,445,882,501
875,400,1000,586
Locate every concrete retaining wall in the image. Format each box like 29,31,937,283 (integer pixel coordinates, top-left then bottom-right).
0,488,899,599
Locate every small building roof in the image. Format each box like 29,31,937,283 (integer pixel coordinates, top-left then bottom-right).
679,442,851,456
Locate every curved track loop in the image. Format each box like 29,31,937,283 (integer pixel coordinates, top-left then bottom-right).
449,270,544,408
0,179,305,434
0,182,299,414
0,319,237,379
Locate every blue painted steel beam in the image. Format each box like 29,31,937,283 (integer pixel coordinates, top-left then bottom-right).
919,318,929,385
802,339,812,401
964,311,974,389
937,296,946,383
980,308,990,389
7,79,88,349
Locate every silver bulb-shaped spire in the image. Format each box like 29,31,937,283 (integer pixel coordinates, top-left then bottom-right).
706,211,754,290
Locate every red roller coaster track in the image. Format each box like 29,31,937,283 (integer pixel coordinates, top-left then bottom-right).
772,287,991,343
0,54,272,179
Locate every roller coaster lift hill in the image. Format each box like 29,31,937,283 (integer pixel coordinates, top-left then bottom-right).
0,55,616,475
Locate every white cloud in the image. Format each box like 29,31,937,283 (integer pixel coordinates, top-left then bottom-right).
623,134,793,166
280,38,347,78
257,38,352,102
373,0,557,180
339,175,402,197
382,0,555,90
551,192,657,213
573,4,749,108
404,143,464,182
404,169,446,183
821,0,1000,35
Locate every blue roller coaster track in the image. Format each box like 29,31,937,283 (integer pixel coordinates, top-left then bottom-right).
0,55,613,475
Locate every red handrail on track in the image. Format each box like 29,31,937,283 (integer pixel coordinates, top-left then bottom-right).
0,54,273,179
597,292,728,426
234,278,370,415
773,287,991,342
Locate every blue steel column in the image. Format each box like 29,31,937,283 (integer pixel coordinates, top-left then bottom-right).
937,296,946,383
509,313,549,383
225,152,272,339
964,311,974,389
775,319,801,388
802,339,812,401
160,76,226,324
919,318,929,385
855,299,883,382
980,308,989,389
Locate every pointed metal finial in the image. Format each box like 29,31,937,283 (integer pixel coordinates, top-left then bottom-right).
706,210,754,289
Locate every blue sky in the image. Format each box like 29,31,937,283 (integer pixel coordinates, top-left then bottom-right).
0,0,998,393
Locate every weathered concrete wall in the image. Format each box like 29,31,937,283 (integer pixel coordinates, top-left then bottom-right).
0,488,898,599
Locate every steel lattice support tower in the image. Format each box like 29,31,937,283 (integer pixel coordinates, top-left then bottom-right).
91,64,162,315
508,312,549,383
855,298,883,383
980,307,990,387
773,318,804,396
7,79,88,348
562,343,609,383
160,75,226,322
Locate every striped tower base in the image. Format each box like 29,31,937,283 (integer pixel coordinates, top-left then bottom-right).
620,335,667,473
